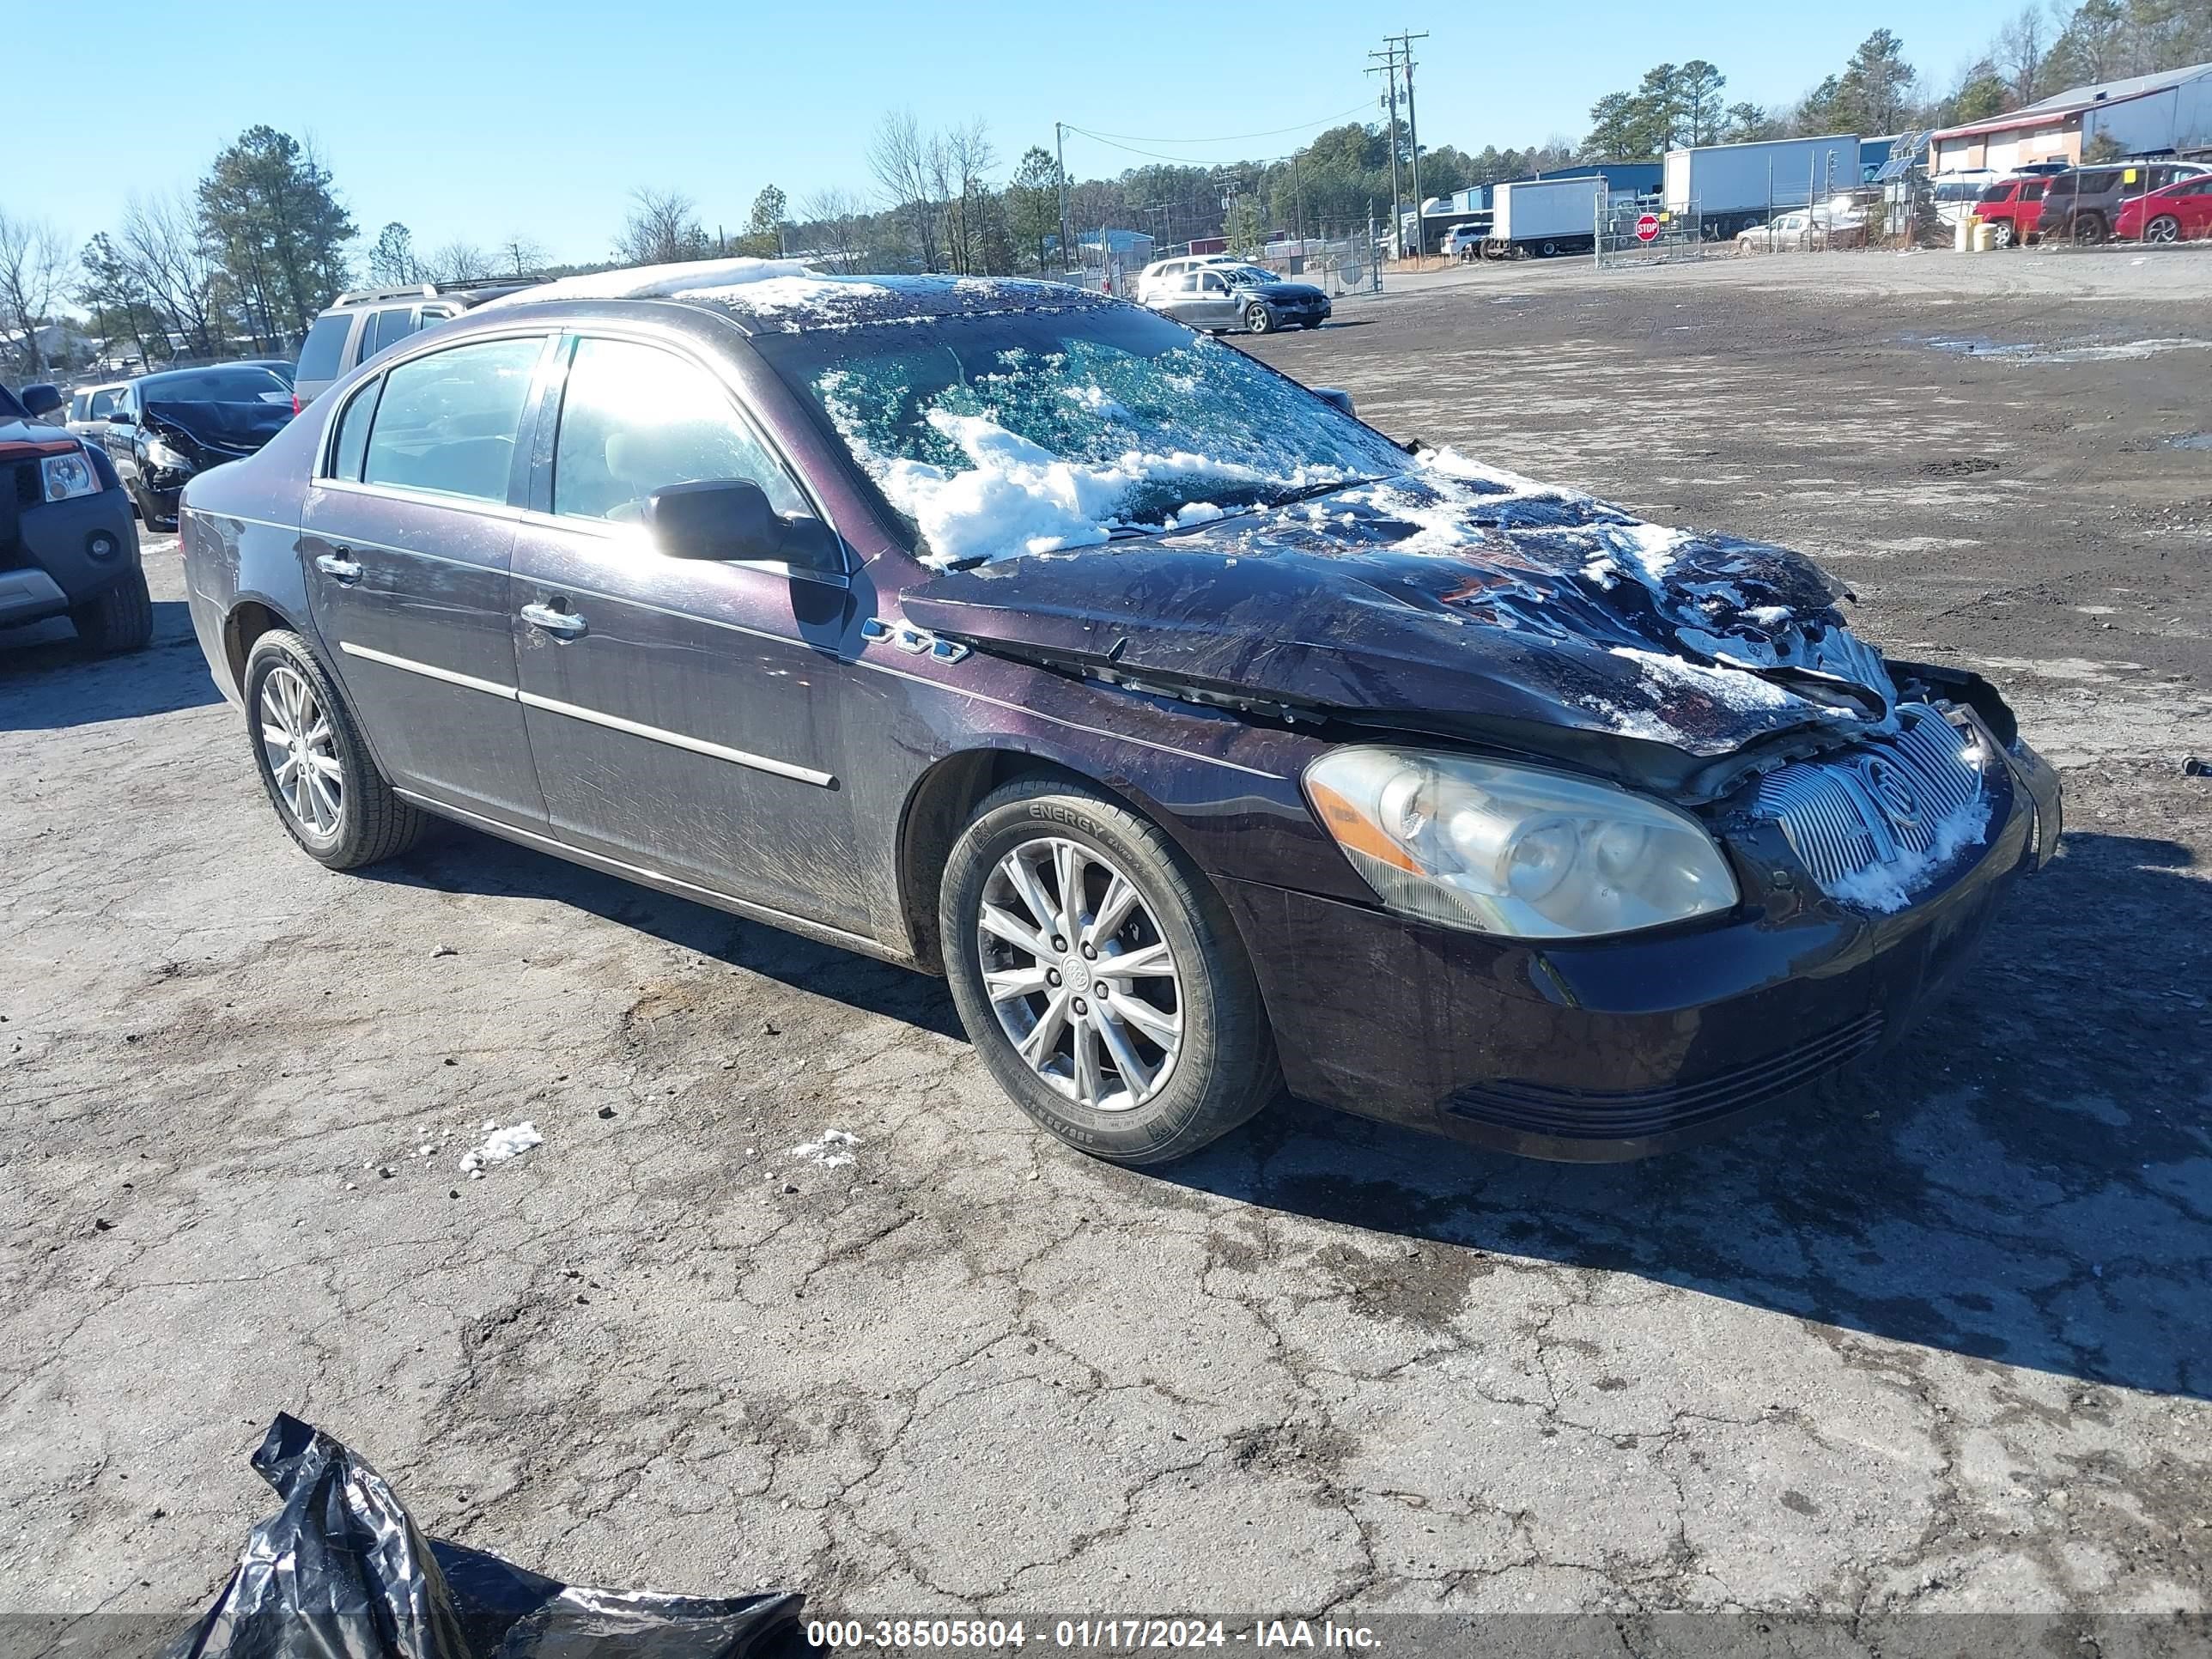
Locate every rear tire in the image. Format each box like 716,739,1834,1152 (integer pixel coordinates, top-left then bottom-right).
70,567,153,655
243,629,424,871
2145,215,2180,244
940,777,1281,1166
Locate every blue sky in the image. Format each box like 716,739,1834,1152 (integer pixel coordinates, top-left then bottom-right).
13,0,2026,265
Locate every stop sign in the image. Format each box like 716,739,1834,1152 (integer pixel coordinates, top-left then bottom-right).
1635,213,1662,243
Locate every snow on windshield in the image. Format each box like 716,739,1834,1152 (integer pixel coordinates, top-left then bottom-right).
786,318,1410,566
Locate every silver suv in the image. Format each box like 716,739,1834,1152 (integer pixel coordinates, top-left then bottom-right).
292,280,540,407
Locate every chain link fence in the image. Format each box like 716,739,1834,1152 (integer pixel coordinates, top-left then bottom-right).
1594,198,1707,269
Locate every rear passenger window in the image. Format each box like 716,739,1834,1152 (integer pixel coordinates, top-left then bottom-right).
2022,180,2046,200
368,307,419,356
329,379,381,481
362,336,543,504
297,312,353,382
550,337,802,524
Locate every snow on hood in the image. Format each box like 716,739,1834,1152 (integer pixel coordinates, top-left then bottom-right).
899,448,1903,762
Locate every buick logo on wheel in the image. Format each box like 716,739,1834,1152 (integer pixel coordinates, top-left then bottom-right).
1857,757,1922,828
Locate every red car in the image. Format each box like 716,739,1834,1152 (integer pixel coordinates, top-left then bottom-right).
1971,177,2047,247
2113,174,2212,243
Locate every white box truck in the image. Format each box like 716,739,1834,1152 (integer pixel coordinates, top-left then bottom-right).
1484,176,1605,258
1663,136,1863,239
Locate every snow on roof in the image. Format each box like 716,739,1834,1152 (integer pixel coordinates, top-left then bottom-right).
479,256,823,306
480,264,1110,331
1932,58,2212,139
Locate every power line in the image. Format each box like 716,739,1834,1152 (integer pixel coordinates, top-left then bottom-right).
1070,102,1376,147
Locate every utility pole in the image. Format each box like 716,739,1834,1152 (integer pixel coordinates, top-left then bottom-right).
1389,30,1429,254
1054,122,1074,275
1366,40,1405,259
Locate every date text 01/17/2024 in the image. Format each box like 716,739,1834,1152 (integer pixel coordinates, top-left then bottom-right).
805,1618,1382,1650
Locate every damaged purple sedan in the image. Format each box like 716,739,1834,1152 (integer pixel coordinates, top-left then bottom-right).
177,262,2059,1165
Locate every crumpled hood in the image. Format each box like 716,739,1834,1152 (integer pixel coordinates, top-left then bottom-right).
899,456,1899,764
1240,282,1328,302
146,398,292,456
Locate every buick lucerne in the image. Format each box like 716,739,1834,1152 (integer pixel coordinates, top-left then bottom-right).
178,262,2059,1166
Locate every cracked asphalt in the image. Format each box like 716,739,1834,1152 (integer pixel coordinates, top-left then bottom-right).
3,249,2209,1634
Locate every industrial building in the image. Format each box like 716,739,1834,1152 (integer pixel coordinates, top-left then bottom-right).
1927,60,2212,174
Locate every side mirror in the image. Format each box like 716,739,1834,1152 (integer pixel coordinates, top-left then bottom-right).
20,383,63,418
108,410,136,425
1312,386,1356,417
644,478,843,573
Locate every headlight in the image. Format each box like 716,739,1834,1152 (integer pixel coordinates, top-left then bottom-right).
145,438,194,471
40,447,102,501
1304,746,1739,939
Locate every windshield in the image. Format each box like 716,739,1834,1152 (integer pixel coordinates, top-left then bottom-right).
0,384,26,421
1220,265,1279,286
755,307,1407,566
138,366,292,403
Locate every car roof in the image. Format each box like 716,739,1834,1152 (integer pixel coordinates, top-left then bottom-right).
474,260,1121,334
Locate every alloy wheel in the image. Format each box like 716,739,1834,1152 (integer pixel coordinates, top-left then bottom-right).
2145,216,2179,244
975,836,1183,1113
259,663,343,840
1992,222,2014,247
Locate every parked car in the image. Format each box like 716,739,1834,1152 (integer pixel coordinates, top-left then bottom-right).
2112,173,2212,243
1133,255,1243,306
175,264,2058,1168
1734,209,1868,252
293,279,540,409
1443,224,1486,261
101,363,295,528
1,380,149,653
1144,263,1330,333
1970,176,2048,247
244,358,298,387
67,380,129,443
2033,161,2210,244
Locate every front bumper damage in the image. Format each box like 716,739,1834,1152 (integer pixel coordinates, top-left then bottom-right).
1220,728,2060,1161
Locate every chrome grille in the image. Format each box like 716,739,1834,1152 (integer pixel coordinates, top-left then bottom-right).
1752,704,1986,894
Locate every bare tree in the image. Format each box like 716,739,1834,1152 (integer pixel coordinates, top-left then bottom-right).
800,187,866,270
868,108,942,270
1996,5,2047,105
939,118,1000,276
496,233,547,277
0,207,70,375
424,240,491,283
119,191,224,359
615,187,708,266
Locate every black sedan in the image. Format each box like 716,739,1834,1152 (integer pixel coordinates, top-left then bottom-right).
175,265,2057,1167
1145,262,1330,334
102,363,295,527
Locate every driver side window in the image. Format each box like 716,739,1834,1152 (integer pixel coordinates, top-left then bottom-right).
551,336,803,526
1200,272,1227,293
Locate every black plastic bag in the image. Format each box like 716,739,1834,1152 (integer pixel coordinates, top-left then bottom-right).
161,1414,809,1659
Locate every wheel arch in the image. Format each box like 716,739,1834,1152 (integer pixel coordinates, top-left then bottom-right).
222,597,305,696
893,744,1212,974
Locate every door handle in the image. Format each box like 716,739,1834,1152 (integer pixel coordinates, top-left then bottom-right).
314,550,363,584
520,600,588,640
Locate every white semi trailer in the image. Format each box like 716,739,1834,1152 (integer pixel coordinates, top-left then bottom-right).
1483,176,1606,258
1663,135,1863,239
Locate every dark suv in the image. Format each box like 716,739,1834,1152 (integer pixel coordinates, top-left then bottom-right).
1,381,149,653
292,280,541,409
2036,161,2210,244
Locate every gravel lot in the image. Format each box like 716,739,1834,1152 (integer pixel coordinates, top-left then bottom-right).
3,248,2209,1638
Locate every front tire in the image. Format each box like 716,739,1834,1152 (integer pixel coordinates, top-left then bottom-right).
940,778,1281,1165
1990,221,2015,248
2072,213,2106,246
70,568,153,655
243,629,424,870
1244,302,1274,334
